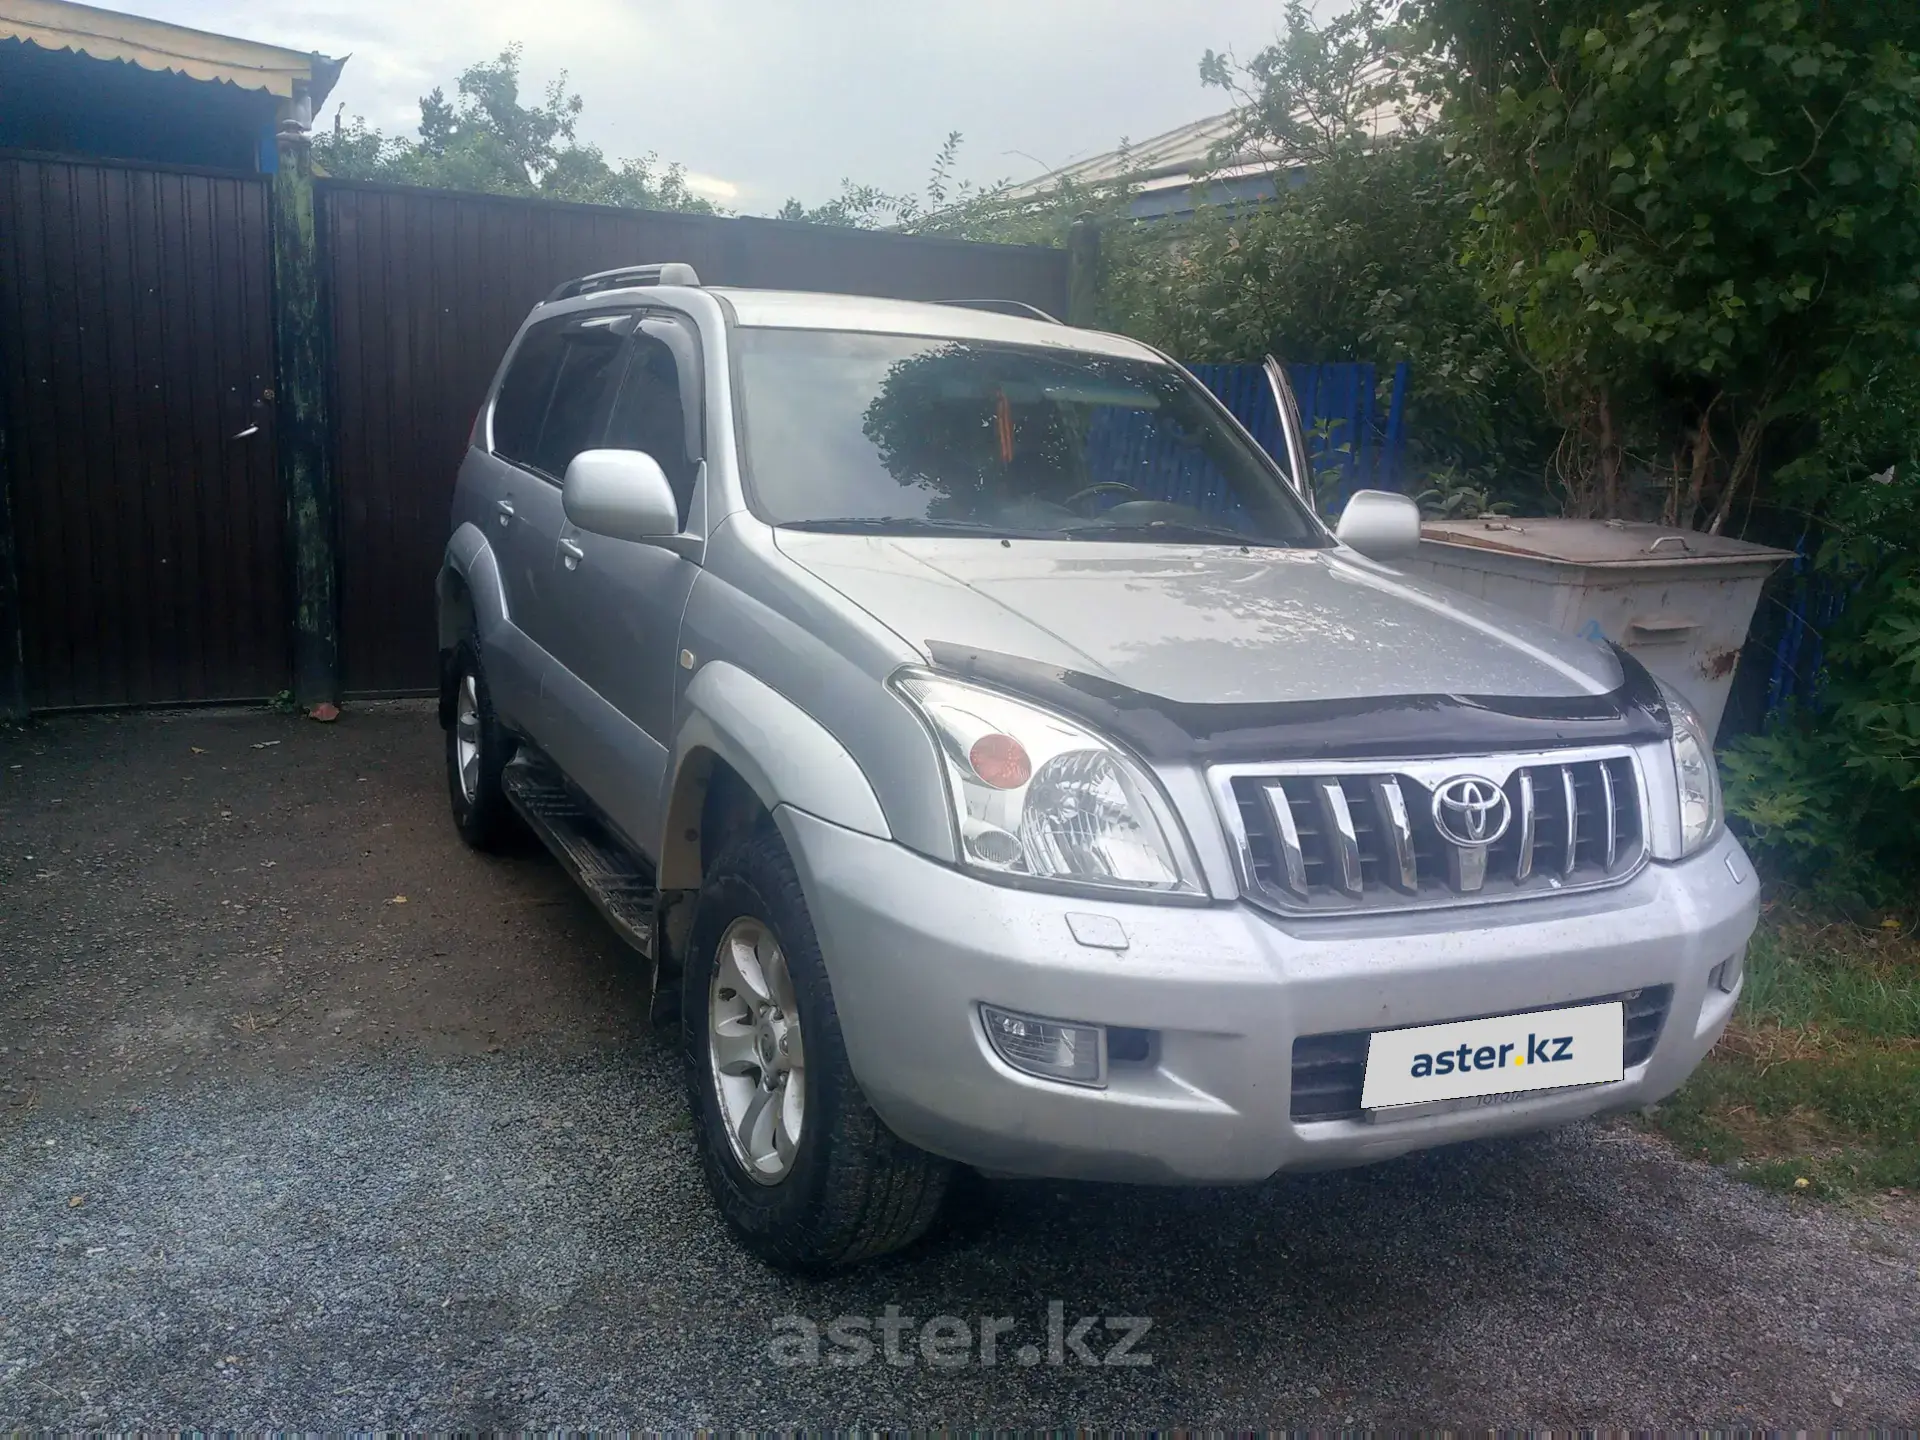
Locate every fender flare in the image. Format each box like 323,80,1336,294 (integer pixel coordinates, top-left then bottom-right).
437,522,509,652
658,661,889,888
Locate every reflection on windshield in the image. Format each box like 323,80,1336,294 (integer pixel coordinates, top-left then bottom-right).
734,330,1328,547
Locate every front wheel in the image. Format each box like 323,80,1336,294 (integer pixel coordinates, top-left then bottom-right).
683,829,952,1270
444,639,515,850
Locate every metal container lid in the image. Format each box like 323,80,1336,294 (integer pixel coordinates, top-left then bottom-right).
1418,517,1793,567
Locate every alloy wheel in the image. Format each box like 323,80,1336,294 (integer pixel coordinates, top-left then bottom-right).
708,915,806,1184
454,672,481,804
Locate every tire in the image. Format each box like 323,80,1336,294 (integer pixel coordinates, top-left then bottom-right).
444,638,515,850
684,828,952,1271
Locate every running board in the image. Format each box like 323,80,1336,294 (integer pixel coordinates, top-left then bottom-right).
502,756,656,962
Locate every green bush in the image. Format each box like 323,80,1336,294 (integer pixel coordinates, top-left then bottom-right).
1721,356,1920,904
1096,5,1558,496
1416,0,1920,528
1101,139,1555,491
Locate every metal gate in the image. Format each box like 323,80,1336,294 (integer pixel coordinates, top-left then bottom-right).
322,181,1072,695
0,155,288,709
0,160,1077,708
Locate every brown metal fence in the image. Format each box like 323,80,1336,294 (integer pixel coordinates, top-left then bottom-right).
0,160,1070,710
0,154,287,708
322,180,1071,695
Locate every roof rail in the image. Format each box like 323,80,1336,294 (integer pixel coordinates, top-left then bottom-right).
544,262,702,305
936,298,1063,324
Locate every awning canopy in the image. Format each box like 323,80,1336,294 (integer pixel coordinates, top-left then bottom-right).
0,0,341,103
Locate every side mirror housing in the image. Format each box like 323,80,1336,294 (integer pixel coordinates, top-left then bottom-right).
562,449,679,542
1335,489,1421,561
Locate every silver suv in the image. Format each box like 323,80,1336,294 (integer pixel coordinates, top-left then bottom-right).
437,264,1757,1270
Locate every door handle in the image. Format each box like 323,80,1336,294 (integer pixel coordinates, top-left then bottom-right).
495,498,516,527
559,537,585,570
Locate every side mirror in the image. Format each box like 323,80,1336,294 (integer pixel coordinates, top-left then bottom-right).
1335,489,1422,561
562,449,679,542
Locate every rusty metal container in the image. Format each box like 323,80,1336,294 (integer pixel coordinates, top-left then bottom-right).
1404,517,1793,738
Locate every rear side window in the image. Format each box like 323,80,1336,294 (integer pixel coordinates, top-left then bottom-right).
490,321,566,465
490,312,632,478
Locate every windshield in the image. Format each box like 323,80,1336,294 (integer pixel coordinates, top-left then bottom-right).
733,328,1329,547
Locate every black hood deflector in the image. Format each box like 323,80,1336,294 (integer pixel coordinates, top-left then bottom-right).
924,641,1670,764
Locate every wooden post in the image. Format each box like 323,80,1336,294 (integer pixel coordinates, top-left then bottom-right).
1066,212,1101,328
0,420,24,721
270,118,339,708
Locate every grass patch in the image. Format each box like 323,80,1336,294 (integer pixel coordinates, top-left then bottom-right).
1642,906,1920,1201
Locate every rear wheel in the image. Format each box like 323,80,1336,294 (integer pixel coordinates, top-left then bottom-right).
684,829,952,1270
444,639,514,850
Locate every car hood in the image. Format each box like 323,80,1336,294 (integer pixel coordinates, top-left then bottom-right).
772,533,1621,704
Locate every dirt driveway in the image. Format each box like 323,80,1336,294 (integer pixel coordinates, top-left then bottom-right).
2,707,1916,1427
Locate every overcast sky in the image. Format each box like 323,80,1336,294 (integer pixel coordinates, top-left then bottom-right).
129,0,1293,211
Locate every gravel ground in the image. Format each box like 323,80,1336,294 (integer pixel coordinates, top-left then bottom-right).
2,708,1916,1428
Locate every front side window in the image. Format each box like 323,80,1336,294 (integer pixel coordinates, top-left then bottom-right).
529,325,628,479
732,329,1328,547
604,322,701,523
490,313,630,479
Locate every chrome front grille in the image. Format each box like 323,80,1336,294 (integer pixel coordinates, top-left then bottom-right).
1216,749,1648,914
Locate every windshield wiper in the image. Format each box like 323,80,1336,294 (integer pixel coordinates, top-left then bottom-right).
778,517,1069,539
1064,520,1296,548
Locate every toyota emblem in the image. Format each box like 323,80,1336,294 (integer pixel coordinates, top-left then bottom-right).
1431,775,1512,848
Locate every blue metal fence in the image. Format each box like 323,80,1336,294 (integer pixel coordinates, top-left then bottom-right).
1192,360,1412,502
1061,359,1409,532
1083,406,1258,527
1762,545,1853,719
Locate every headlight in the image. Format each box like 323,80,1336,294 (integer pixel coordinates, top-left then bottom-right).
894,673,1204,897
1660,680,1722,857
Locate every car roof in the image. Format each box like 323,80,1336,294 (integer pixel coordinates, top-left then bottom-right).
706,287,1166,363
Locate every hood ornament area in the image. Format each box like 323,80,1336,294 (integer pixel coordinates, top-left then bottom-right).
1431,776,1512,849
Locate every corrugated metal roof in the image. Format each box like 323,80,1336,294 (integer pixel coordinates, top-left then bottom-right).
0,0,340,100
1000,60,1418,207
999,111,1259,201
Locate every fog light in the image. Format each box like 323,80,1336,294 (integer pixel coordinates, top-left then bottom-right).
980,1004,1104,1086
1713,949,1745,994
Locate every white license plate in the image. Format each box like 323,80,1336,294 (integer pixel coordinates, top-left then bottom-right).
1359,1001,1625,1111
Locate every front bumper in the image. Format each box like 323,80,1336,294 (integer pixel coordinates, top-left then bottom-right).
779,806,1759,1184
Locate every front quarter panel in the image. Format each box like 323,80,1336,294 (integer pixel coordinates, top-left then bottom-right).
439,518,543,732
659,660,890,887
440,521,504,646
674,517,958,864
